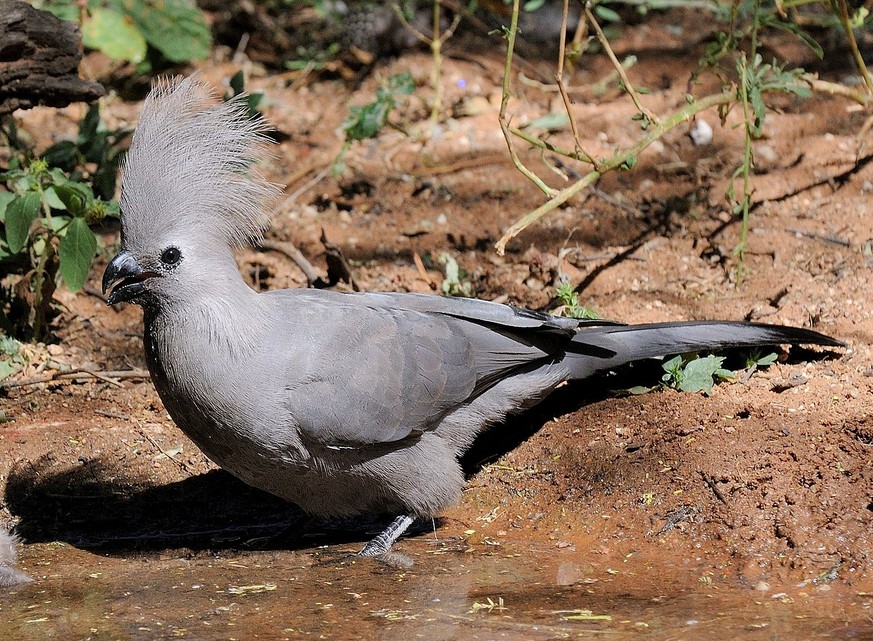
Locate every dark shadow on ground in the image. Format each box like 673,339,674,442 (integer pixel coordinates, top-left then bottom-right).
5,462,415,554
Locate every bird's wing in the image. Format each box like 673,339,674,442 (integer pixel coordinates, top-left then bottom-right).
265,290,568,446
352,291,619,332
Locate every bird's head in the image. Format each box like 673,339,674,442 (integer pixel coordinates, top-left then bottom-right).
103,75,279,307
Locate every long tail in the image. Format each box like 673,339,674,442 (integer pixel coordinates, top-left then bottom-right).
565,321,843,379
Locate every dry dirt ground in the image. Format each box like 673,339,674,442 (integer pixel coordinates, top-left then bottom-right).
2,11,872,600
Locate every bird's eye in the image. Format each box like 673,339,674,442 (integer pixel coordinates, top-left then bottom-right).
160,247,182,266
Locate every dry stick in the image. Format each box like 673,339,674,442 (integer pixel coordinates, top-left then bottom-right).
135,423,193,475
700,471,727,504
2,368,149,389
409,152,509,177
495,90,735,255
259,239,325,287
284,162,332,207
583,3,659,126
785,227,851,247
803,74,871,106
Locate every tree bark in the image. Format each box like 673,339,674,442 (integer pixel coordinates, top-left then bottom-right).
0,1,104,116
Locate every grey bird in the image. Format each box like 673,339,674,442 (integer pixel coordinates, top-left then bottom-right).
102,77,842,557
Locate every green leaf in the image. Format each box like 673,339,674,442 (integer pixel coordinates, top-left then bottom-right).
756,352,778,366
661,354,685,387
79,103,102,141
676,356,733,395
41,140,79,170
53,183,94,217
119,0,211,62
5,192,41,253
0,191,14,223
524,112,570,131
625,385,656,395
594,5,621,23
386,71,415,97
343,102,392,141
82,7,147,63
0,359,20,382
39,1,78,21
42,187,67,211
764,17,823,59
229,70,245,96
342,73,414,142
59,217,97,292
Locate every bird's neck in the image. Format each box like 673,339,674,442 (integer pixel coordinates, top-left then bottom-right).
145,263,269,361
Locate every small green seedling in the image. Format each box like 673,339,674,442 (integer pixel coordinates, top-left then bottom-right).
0,336,24,381
2,103,126,341
661,354,734,395
554,281,599,320
438,252,473,298
226,71,264,118
335,71,415,173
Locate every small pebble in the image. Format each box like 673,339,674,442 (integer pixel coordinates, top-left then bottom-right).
689,118,713,146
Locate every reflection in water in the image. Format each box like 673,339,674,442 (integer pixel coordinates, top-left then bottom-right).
0,537,870,640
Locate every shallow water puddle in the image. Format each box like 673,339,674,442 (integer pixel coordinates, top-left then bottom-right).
2,539,870,640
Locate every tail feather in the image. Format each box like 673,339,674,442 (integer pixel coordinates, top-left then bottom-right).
565,321,843,379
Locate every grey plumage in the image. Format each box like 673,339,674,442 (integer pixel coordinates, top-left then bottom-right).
103,76,842,556
0,529,31,587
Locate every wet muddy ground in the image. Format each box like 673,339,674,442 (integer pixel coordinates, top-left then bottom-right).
3,540,872,640
2,8,873,639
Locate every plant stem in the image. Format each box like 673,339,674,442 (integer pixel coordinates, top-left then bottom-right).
499,0,558,197
496,90,735,255
31,240,54,342
556,0,595,165
831,0,873,95
734,54,754,284
583,3,658,127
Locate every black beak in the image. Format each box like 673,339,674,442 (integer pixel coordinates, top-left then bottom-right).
103,251,156,305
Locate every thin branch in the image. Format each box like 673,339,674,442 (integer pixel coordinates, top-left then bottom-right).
802,73,871,105
556,0,596,165
2,368,149,390
831,0,873,95
259,239,326,287
583,3,659,126
495,90,735,254
499,0,559,197
136,423,193,474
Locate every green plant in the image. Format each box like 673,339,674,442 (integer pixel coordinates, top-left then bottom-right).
335,71,415,173
660,354,734,395
745,349,777,369
554,280,599,320
1,106,124,341
494,0,873,282
226,71,265,118
0,336,24,381
438,252,473,297
37,0,211,66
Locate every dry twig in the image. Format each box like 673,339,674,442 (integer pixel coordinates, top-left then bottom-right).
2,368,149,390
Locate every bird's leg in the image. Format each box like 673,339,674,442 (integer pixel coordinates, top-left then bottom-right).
358,514,415,557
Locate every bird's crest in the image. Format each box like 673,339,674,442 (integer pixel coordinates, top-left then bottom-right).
120,75,279,248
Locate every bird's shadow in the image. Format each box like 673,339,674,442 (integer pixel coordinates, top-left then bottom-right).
4,459,402,554
5,347,840,554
